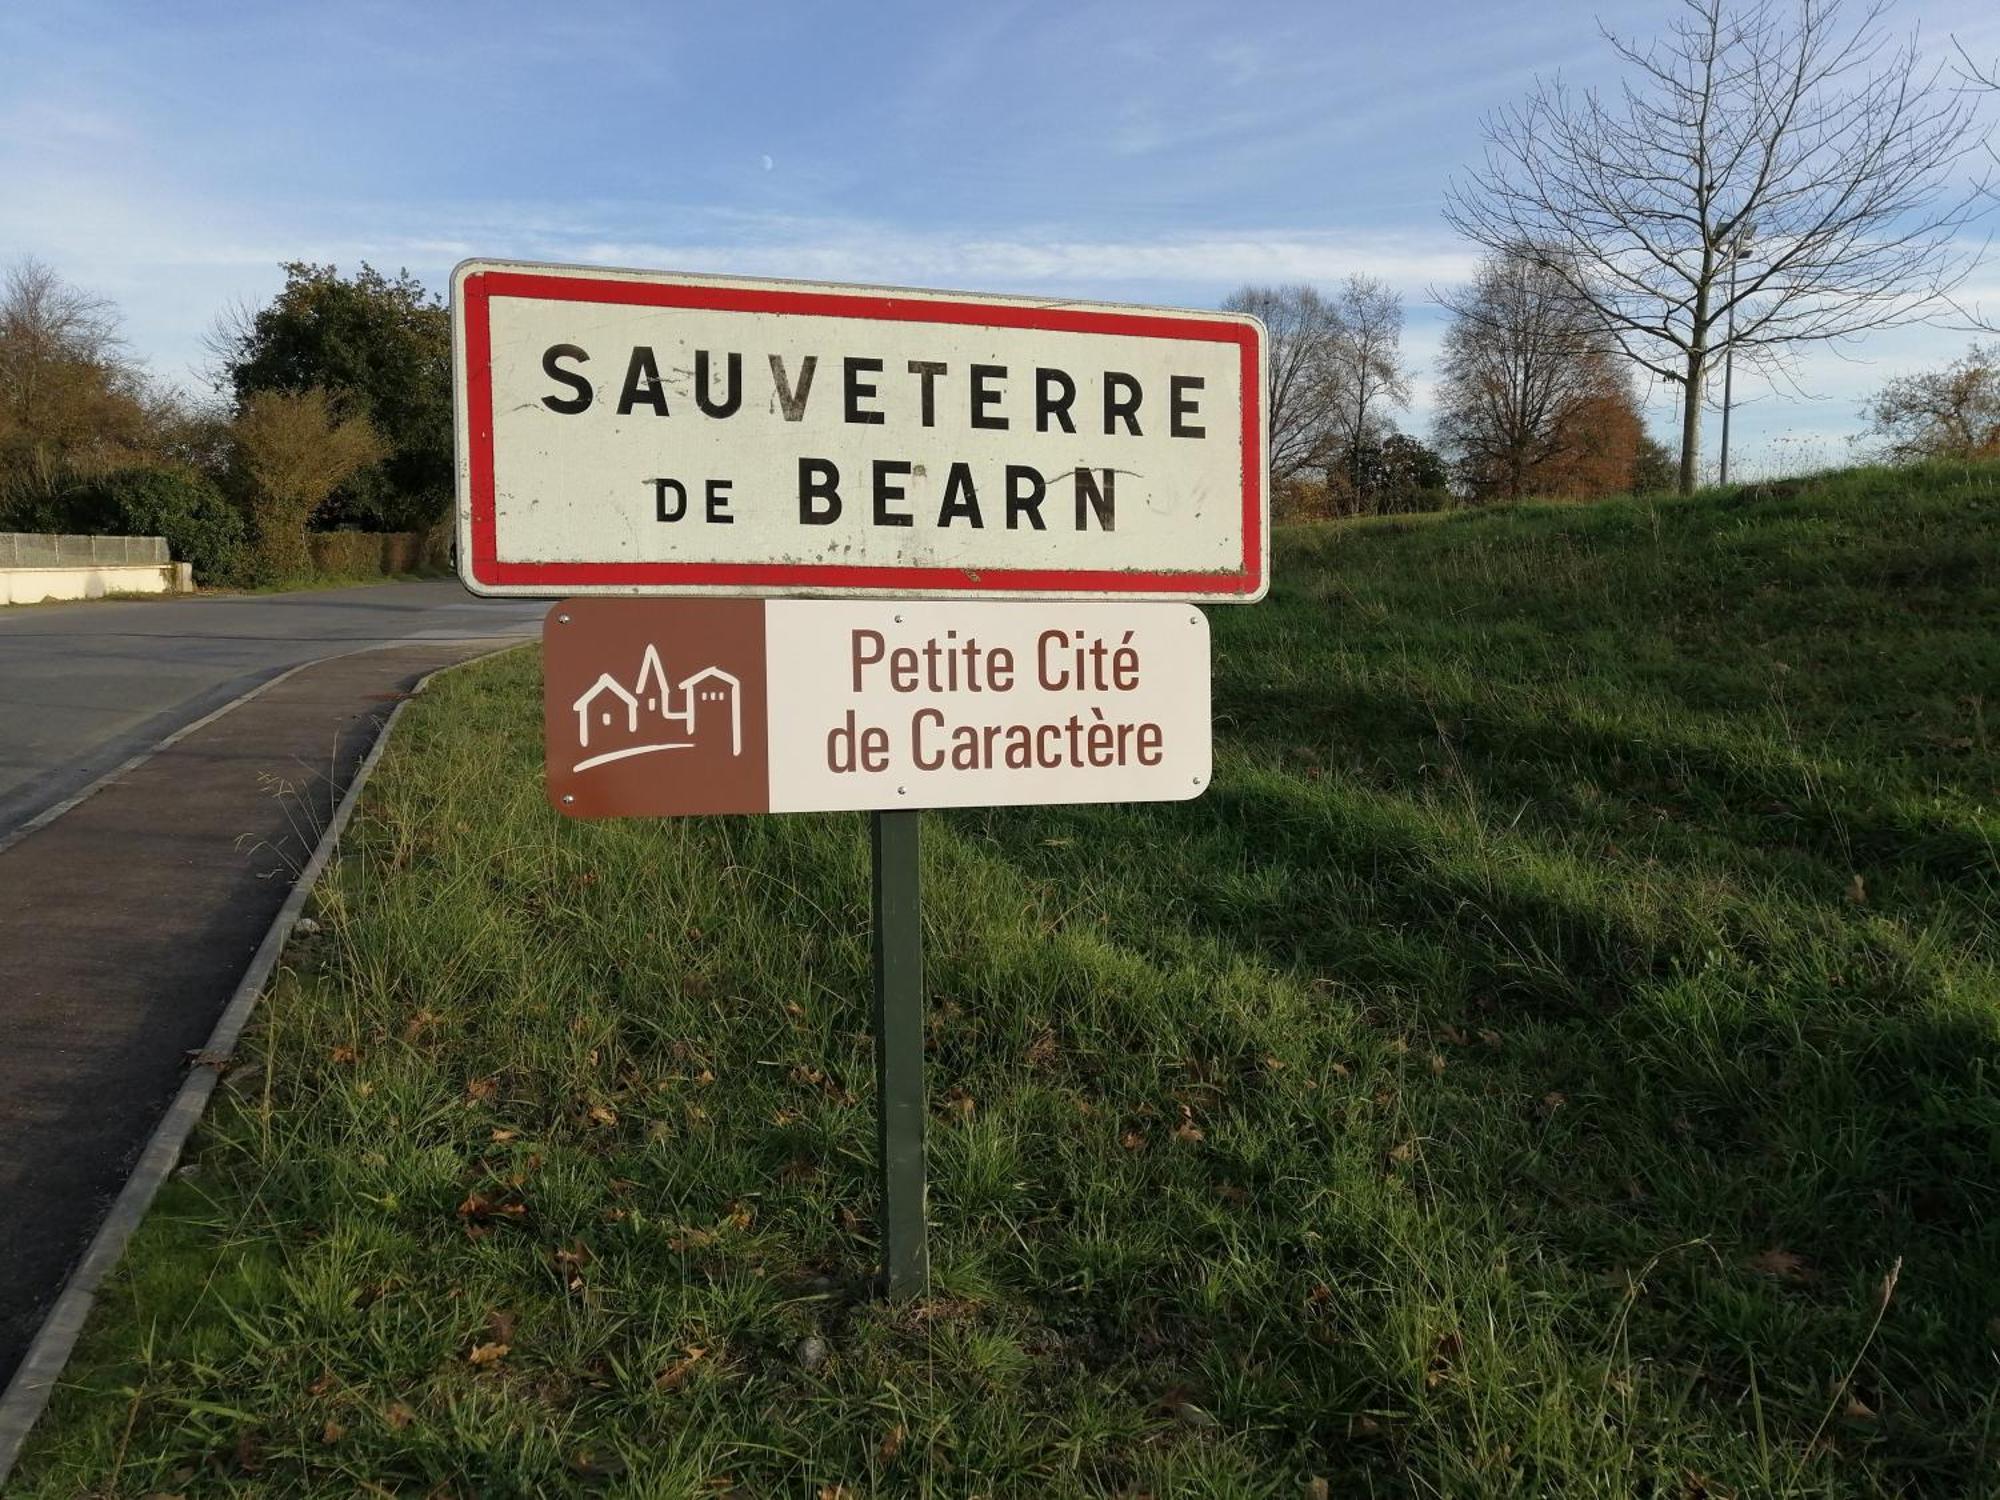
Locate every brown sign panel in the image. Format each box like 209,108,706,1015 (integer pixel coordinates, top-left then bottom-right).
543,597,1212,818
543,599,769,817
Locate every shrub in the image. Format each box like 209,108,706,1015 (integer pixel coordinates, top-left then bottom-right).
69,466,248,584
306,526,450,577
230,390,384,580
14,465,249,584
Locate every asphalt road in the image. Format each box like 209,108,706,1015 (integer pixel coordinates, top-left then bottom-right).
0,580,543,843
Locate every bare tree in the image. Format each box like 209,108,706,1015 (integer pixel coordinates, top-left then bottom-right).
1222,284,1343,481
1433,252,1642,501
1325,274,1414,508
1953,38,2000,330
1446,0,1990,493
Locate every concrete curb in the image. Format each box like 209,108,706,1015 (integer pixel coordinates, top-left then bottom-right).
0,640,527,1485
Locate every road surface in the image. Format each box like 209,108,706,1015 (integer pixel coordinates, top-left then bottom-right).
0,579,542,1398
0,580,543,843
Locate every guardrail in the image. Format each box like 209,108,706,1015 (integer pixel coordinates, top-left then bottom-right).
0,533,170,567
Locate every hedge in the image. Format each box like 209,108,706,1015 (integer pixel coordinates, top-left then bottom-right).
305,525,451,577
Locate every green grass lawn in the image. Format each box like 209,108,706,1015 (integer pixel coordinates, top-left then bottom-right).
14,462,1999,1497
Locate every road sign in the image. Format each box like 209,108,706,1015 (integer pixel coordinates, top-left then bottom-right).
455,261,1267,602
543,598,1210,817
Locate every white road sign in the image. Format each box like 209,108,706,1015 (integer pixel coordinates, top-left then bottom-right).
455,261,1267,601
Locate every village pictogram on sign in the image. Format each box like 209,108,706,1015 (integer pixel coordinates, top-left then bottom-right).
569,644,743,772
544,599,771,817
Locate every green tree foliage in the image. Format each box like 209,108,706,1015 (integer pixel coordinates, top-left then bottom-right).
1329,432,1451,516
1633,436,1677,494
54,466,248,584
218,263,449,530
232,389,386,579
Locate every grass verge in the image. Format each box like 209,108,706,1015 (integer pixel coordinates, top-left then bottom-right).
12,461,2000,1497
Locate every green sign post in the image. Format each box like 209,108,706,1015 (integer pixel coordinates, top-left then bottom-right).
869,809,928,1298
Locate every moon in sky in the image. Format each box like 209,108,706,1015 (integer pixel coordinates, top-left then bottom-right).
760,154,774,172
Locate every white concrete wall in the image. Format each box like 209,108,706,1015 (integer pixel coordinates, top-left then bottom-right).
0,562,189,606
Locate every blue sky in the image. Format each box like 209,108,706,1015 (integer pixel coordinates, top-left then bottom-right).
4,0,1996,478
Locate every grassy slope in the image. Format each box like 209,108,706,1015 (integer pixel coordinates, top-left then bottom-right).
14,463,1998,1498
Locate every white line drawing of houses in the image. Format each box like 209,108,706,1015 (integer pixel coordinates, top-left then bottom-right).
570,645,743,772
574,674,640,746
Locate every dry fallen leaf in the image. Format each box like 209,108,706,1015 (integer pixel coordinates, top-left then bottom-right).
489,1128,519,1143
467,1341,510,1366
1120,1129,1148,1153
320,1419,345,1444
878,1423,907,1461
1745,1248,1809,1281
655,1345,707,1390
384,1401,416,1430
1428,1053,1448,1076
329,1045,358,1065
586,1104,618,1127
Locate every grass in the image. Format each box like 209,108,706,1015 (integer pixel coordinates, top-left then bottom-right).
12,460,1999,1497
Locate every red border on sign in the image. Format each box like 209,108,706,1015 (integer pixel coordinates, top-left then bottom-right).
461,270,1264,596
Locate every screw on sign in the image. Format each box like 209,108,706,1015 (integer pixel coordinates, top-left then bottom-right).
459,262,1269,1299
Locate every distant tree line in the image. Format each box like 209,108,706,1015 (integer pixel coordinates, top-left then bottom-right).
1233,258,1672,520
0,259,450,583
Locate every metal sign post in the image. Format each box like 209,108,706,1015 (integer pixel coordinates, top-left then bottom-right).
869,809,927,1298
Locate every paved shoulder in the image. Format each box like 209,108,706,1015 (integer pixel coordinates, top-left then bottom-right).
0,637,522,1389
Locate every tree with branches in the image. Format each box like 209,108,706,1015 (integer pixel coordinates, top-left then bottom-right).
1222,284,1344,482
1325,274,1414,510
1862,342,2000,461
1446,0,1990,493
1434,252,1645,501
0,258,159,498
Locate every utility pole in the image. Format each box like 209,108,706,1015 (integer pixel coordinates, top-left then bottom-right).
1718,222,1755,487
